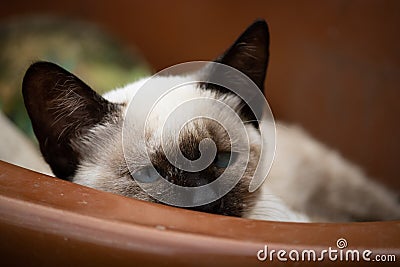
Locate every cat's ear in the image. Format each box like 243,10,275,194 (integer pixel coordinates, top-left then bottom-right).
216,19,269,91
22,62,119,180
203,20,269,128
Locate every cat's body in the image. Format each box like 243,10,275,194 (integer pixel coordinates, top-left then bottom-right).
23,20,400,222
265,123,400,222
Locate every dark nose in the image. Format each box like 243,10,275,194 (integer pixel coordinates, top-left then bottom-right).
183,172,210,187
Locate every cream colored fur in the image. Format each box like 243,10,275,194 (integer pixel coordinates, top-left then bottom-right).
72,75,400,222
266,123,400,222
0,112,51,174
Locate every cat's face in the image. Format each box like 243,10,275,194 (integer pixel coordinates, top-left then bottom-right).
23,20,270,217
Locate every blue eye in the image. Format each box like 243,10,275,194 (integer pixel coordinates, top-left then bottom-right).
132,166,160,183
214,152,236,168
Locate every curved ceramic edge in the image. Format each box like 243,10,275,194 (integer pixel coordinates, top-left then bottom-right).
0,160,399,266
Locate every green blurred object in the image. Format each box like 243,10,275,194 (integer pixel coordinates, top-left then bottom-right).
0,16,151,141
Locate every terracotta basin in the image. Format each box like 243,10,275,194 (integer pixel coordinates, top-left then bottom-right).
0,160,399,266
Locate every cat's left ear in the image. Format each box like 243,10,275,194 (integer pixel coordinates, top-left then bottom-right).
216,19,269,92
202,20,269,128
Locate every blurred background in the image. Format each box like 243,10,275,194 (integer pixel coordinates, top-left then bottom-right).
0,0,399,190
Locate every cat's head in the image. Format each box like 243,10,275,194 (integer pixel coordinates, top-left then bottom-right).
23,20,270,217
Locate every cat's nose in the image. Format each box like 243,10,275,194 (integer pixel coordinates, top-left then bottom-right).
193,177,209,187
185,173,210,187
164,172,211,187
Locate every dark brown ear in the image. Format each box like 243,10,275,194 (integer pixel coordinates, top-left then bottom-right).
203,20,270,128
216,19,269,92
22,62,118,180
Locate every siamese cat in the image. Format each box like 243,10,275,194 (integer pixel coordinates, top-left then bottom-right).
23,20,400,222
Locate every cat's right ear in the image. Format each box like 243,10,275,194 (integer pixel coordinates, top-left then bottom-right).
22,62,119,180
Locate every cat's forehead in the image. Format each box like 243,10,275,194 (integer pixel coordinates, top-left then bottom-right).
105,75,242,140
104,75,242,110
101,75,250,169
103,75,196,104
